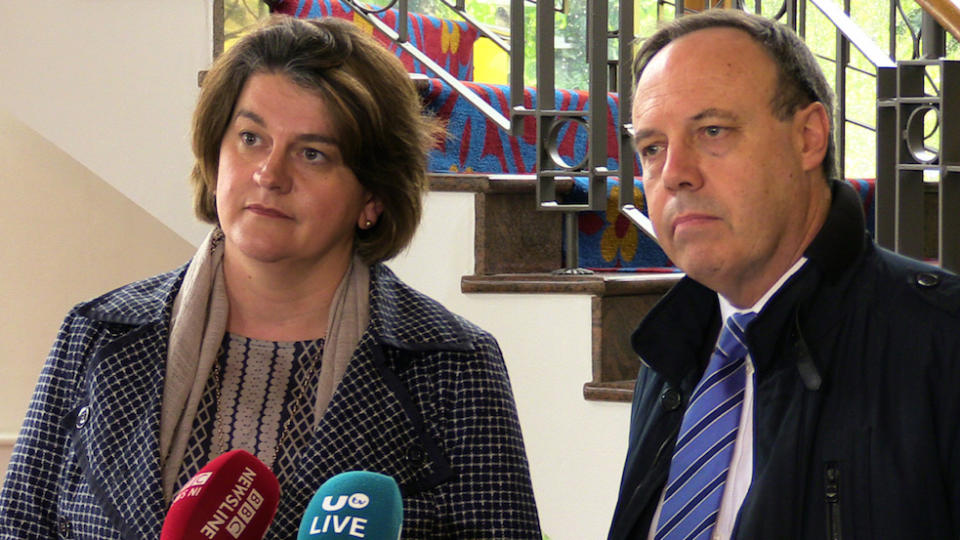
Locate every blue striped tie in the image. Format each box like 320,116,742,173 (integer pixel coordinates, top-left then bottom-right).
654,311,757,540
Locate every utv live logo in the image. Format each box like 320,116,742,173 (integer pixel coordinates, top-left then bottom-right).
306,492,371,537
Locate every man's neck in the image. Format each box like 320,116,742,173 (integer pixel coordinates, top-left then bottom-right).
719,256,808,318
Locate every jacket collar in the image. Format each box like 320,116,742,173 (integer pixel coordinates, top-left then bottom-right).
77,265,186,327
633,179,868,382
78,262,476,356
802,179,868,281
69,271,183,538
368,263,475,353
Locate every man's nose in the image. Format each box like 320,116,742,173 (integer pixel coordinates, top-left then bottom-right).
660,141,703,192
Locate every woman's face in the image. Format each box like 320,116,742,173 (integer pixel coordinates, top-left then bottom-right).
215,72,381,272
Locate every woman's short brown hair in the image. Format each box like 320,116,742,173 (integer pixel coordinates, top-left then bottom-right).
191,15,441,263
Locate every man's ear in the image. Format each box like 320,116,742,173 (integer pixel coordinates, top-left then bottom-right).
794,101,830,173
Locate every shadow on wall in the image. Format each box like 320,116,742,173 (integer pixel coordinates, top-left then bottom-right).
0,107,197,483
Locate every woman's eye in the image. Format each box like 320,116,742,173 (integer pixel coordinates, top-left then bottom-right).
303,148,326,162
240,132,259,146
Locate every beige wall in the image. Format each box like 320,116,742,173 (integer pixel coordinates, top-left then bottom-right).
0,108,196,471
0,1,212,246
0,0,210,484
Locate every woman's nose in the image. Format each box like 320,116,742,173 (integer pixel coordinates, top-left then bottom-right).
253,149,292,192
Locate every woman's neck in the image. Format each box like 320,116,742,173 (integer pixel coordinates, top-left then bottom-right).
222,250,352,342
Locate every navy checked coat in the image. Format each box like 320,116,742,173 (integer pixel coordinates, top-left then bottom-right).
0,263,542,539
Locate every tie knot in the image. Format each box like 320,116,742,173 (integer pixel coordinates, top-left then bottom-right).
730,310,757,331
717,311,757,359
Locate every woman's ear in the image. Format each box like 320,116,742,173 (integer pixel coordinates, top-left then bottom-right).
359,194,384,229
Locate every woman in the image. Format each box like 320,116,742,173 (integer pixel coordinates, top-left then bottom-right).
0,16,541,539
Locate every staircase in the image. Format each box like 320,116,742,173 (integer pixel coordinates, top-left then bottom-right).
262,1,958,537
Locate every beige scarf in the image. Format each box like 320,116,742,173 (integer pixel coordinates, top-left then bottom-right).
158,228,370,501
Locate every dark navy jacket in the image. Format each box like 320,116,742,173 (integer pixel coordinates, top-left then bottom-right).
609,181,960,539
0,263,541,539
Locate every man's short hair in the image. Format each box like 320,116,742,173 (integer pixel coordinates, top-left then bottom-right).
191,16,442,263
633,9,838,181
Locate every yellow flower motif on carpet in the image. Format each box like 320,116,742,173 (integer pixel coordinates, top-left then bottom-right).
352,13,375,35
600,184,644,263
441,21,461,54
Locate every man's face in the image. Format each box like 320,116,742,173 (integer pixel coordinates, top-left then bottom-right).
632,27,829,307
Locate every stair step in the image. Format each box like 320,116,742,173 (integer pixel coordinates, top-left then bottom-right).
462,272,680,402
426,172,681,402
428,173,573,275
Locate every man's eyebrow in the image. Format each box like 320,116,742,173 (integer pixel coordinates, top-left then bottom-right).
631,108,741,142
692,108,740,122
631,127,660,142
233,109,340,146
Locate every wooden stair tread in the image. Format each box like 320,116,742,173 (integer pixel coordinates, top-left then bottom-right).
427,172,574,194
425,171,679,403
583,380,636,402
461,272,681,295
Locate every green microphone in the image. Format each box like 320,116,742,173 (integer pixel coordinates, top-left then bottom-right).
297,471,403,539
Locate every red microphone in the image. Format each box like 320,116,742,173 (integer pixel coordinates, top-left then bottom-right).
161,449,281,540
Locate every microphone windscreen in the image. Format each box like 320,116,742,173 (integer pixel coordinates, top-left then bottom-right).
297,471,403,540
161,449,280,540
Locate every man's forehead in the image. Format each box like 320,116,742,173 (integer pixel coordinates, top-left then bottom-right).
632,28,777,117
638,27,775,86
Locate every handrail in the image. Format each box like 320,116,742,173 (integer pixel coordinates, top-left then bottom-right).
437,0,511,52
916,0,960,42
807,0,895,68
343,0,512,132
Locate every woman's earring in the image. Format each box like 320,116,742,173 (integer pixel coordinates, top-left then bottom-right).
364,220,373,229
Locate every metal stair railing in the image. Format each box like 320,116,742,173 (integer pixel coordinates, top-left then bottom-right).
510,0,655,273
268,0,958,272
608,0,958,272
342,0,514,131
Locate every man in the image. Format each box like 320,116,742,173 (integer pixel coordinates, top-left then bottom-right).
609,9,960,540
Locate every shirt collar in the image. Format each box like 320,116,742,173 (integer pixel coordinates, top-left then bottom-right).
718,256,808,321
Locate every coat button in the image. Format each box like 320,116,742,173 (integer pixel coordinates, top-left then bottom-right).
75,406,90,429
58,517,72,537
406,444,426,465
660,388,681,411
915,272,941,288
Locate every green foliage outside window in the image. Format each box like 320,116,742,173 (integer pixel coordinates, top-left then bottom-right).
224,0,958,179
224,0,271,51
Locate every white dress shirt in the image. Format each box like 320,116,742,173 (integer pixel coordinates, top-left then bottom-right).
649,257,808,540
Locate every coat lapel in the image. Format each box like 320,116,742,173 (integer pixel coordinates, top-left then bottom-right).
73,272,182,538
273,264,475,526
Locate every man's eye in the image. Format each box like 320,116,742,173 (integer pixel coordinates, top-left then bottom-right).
640,144,663,158
703,126,725,137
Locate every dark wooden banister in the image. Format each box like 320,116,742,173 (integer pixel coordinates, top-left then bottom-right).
916,0,960,42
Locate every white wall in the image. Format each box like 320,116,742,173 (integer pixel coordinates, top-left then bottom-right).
0,107,196,485
389,192,632,539
0,3,633,537
0,0,210,499
0,0,213,246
